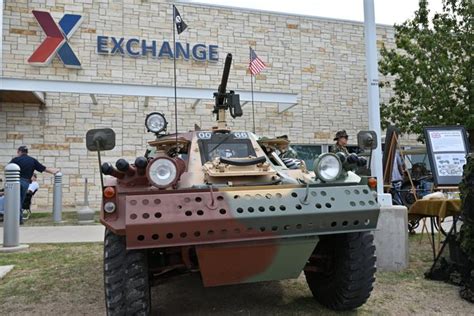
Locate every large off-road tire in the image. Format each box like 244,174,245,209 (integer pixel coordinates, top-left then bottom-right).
304,232,376,311
104,229,151,316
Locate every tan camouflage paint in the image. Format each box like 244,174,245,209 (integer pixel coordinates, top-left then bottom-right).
100,131,380,286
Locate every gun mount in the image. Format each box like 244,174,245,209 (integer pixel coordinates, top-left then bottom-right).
213,53,242,130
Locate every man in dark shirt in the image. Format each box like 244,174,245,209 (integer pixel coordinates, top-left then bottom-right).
9,146,59,223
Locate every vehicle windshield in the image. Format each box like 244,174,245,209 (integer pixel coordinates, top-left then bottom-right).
207,143,252,160
197,132,257,164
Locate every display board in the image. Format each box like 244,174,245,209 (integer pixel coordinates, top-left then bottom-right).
424,126,468,186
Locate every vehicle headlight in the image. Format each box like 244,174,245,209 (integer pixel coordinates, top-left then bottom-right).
314,153,342,182
145,112,167,134
335,151,346,163
147,157,178,188
104,202,116,213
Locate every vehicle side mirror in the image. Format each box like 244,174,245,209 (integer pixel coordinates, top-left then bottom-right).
357,131,377,150
86,128,116,151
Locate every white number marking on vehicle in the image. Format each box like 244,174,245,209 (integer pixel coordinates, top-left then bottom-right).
197,132,212,139
233,132,248,139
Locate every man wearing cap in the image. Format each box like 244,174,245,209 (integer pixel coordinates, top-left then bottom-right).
331,130,349,155
9,146,59,223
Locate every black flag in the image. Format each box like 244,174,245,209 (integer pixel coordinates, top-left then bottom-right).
173,5,188,34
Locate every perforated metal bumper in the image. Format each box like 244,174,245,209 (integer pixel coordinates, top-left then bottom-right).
124,185,379,249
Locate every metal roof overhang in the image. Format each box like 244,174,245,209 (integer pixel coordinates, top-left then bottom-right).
1,78,298,113
0,90,45,105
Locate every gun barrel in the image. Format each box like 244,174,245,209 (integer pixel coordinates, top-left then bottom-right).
216,53,233,105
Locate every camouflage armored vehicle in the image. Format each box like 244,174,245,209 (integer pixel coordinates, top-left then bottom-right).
87,53,380,315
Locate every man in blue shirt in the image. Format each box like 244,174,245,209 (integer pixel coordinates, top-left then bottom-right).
9,145,59,223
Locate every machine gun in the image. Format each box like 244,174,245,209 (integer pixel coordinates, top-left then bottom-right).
213,53,242,129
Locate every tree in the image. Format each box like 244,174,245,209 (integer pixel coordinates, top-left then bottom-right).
379,0,473,142
459,154,474,302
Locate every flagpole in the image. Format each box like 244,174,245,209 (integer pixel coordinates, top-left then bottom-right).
250,47,256,134
172,5,179,150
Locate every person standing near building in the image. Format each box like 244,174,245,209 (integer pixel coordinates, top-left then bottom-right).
331,130,349,155
9,146,59,223
391,150,406,205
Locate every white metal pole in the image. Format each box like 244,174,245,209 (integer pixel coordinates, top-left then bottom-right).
363,0,392,206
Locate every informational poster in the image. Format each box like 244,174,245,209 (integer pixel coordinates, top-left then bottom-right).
428,130,466,152
434,153,467,177
424,126,468,186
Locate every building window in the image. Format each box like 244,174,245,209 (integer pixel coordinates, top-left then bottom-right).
291,144,323,168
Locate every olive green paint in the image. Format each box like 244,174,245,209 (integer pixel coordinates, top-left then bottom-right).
223,185,379,237
245,236,318,283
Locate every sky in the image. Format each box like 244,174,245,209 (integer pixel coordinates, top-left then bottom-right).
185,0,444,25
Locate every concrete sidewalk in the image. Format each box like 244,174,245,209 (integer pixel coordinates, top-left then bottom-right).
0,225,104,244
0,219,456,245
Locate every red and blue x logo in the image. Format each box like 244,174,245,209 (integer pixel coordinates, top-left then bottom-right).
28,10,83,69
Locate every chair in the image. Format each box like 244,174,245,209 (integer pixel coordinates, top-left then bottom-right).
22,189,37,220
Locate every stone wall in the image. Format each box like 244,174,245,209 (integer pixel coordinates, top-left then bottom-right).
1,0,396,209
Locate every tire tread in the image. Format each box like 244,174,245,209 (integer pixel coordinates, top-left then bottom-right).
103,229,150,316
305,232,376,311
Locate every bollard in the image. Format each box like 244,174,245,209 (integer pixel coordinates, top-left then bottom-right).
84,177,88,207
78,177,95,224
53,172,63,223
3,163,21,247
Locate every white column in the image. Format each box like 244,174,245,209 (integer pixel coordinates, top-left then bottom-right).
363,0,392,206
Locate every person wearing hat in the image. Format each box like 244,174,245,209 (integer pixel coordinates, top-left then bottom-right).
276,135,302,169
276,135,298,159
331,130,349,155
9,146,59,223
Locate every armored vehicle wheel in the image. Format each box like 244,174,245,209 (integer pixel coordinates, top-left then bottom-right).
304,232,376,311
104,229,151,316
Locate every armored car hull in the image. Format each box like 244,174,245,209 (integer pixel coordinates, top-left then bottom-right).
102,183,378,286
88,53,380,314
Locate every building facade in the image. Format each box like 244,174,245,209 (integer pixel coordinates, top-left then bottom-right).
1,0,395,208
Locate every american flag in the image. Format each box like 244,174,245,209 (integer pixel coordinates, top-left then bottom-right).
249,47,266,75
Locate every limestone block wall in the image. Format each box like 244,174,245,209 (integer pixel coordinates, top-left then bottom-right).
1,0,397,209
